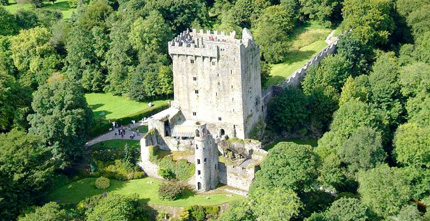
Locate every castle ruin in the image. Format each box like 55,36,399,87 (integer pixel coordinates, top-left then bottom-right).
139,28,267,192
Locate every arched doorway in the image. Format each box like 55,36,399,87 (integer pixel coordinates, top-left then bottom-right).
197,182,202,190
220,129,225,137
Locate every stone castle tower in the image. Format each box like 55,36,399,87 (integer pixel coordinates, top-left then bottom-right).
168,28,263,140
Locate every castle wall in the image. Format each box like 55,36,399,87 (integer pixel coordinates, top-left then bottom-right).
261,41,338,108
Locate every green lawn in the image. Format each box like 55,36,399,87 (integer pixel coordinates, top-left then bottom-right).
137,125,148,133
86,93,168,120
47,177,243,206
91,140,140,151
265,23,333,87
265,138,318,151
4,0,76,20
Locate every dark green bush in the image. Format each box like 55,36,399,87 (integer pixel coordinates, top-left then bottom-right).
158,181,186,201
101,160,145,181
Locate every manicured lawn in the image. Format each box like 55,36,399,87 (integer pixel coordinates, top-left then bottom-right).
265,138,318,151
85,93,168,120
91,140,140,151
137,125,148,133
47,177,243,206
265,23,332,87
4,0,76,20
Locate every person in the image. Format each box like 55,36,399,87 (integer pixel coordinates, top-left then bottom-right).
114,132,117,136
121,132,124,138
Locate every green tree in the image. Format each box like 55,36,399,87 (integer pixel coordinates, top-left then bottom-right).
15,9,38,29
158,65,173,97
396,0,430,17
250,187,302,220
339,127,386,175
0,7,18,36
302,54,353,95
307,86,339,134
19,202,66,221
358,164,411,218
339,75,370,106
267,86,309,132
368,52,403,127
254,5,294,63
414,32,430,64
252,142,318,192
399,62,430,98
307,197,370,221
0,73,32,132
299,0,343,27
394,123,430,168
86,194,144,221
105,18,135,95
0,130,54,220
406,5,430,38
336,34,375,75
28,79,93,168
35,9,62,28
406,93,430,127
77,0,113,31
342,0,395,46
129,10,173,54
10,27,61,88
65,26,105,92
0,37,17,77
396,205,423,221
217,200,254,221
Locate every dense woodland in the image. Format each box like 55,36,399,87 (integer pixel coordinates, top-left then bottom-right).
1,0,430,220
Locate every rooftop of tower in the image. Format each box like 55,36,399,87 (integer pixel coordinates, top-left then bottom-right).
169,28,255,48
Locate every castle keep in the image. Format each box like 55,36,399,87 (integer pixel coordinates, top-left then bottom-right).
169,28,263,139
139,28,266,192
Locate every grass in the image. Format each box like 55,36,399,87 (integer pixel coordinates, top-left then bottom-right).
86,93,168,121
265,138,318,151
46,177,243,206
4,0,76,20
137,125,148,133
265,23,333,87
91,140,140,151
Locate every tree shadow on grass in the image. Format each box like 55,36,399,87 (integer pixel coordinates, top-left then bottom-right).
44,1,70,11
177,186,196,200
265,75,286,86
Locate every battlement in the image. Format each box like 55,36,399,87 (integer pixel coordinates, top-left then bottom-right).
168,28,255,57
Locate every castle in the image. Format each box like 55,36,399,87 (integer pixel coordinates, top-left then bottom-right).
139,28,267,192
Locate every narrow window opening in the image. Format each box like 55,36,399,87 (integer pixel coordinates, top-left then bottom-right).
196,144,198,149
195,90,199,94
193,112,197,116
198,170,201,175
218,117,222,121
193,77,197,81
204,158,207,163
197,159,201,164
190,59,194,64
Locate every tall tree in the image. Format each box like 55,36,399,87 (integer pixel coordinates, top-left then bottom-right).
394,123,430,168
19,202,67,221
254,5,294,63
0,130,54,220
0,7,19,36
252,142,318,192
10,27,61,88
28,79,93,168
299,0,343,27
342,0,395,46
358,164,411,218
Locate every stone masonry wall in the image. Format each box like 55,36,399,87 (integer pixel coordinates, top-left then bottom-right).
261,41,338,109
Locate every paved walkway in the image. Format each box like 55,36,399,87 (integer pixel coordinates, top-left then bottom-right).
325,30,339,45
85,121,147,147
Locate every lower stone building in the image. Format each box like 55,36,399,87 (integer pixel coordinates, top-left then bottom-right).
139,106,267,192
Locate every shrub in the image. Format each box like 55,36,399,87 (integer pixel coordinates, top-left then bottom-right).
102,160,144,181
148,145,160,162
189,206,205,221
158,181,186,201
95,177,110,189
157,156,194,181
204,206,220,219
